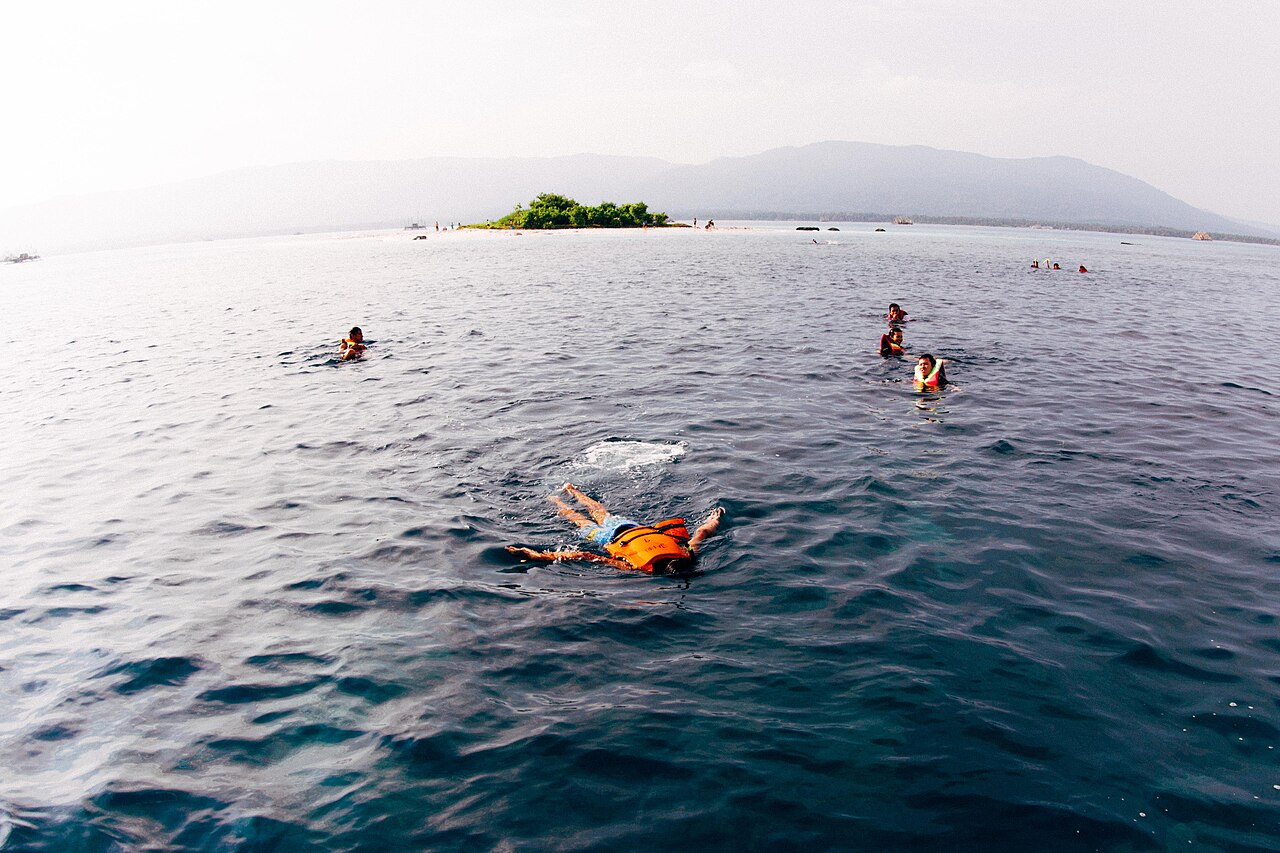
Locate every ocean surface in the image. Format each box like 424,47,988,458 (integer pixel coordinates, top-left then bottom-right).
3,223,1279,851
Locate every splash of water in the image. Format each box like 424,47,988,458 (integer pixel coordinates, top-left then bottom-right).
575,440,687,472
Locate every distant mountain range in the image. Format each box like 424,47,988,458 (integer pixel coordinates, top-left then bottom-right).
3,141,1274,253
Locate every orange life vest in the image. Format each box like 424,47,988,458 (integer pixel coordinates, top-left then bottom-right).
604,518,691,571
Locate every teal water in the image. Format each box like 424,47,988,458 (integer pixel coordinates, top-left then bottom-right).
2,224,1278,851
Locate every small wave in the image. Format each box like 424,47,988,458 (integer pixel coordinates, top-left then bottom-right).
575,439,688,472
99,656,203,695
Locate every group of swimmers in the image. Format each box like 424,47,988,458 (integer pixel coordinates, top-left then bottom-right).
337,297,954,577
1032,258,1088,272
878,302,947,389
335,300,952,577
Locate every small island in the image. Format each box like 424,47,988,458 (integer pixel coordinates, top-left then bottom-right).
466,193,671,230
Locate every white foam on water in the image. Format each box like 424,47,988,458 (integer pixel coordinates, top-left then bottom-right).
575,440,687,472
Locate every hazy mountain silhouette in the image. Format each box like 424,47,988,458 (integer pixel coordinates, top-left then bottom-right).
631,142,1266,234
2,142,1271,253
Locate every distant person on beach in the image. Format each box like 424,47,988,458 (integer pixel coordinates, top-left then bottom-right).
879,327,905,357
914,353,947,389
887,303,908,323
705,219,714,230
693,218,697,228
339,327,366,360
507,483,725,575
1079,265,1089,273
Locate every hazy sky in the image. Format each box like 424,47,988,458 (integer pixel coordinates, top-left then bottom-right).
4,1,1278,226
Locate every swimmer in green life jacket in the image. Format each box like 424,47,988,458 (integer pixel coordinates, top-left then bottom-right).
879,326,905,357
507,483,725,575
914,353,947,390
339,326,367,360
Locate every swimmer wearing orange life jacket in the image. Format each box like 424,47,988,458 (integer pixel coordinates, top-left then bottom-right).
914,353,947,389
507,483,725,575
879,326,905,357
339,326,367,360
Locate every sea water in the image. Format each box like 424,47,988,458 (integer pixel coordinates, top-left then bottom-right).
2,224,1278,851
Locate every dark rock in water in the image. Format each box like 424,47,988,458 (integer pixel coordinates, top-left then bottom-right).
827,227,839,231
875,227,886,231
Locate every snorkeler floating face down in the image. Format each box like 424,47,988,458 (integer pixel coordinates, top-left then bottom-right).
506,483,725,575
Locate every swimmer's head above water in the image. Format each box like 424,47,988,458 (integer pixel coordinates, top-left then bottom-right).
914,353,947,388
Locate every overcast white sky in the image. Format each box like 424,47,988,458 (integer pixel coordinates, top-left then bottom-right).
3,1,1278,226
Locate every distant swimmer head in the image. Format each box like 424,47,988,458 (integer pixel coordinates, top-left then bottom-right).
651,556,696,576
887,303,907,322
889,327,903,344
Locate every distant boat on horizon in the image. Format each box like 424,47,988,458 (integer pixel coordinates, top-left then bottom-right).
404,221,428,230
4,251,40,263
893,216,913,225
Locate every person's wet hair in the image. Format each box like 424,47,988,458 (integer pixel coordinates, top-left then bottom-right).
349,326,362,338
653,556,696,576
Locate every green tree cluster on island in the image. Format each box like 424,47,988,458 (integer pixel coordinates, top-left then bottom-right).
468,193,671,229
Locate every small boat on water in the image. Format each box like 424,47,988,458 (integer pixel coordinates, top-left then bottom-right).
893,216,913,225
4,251,40,263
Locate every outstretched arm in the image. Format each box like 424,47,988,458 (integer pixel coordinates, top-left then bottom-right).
506,546,630,570
687,507,725,553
